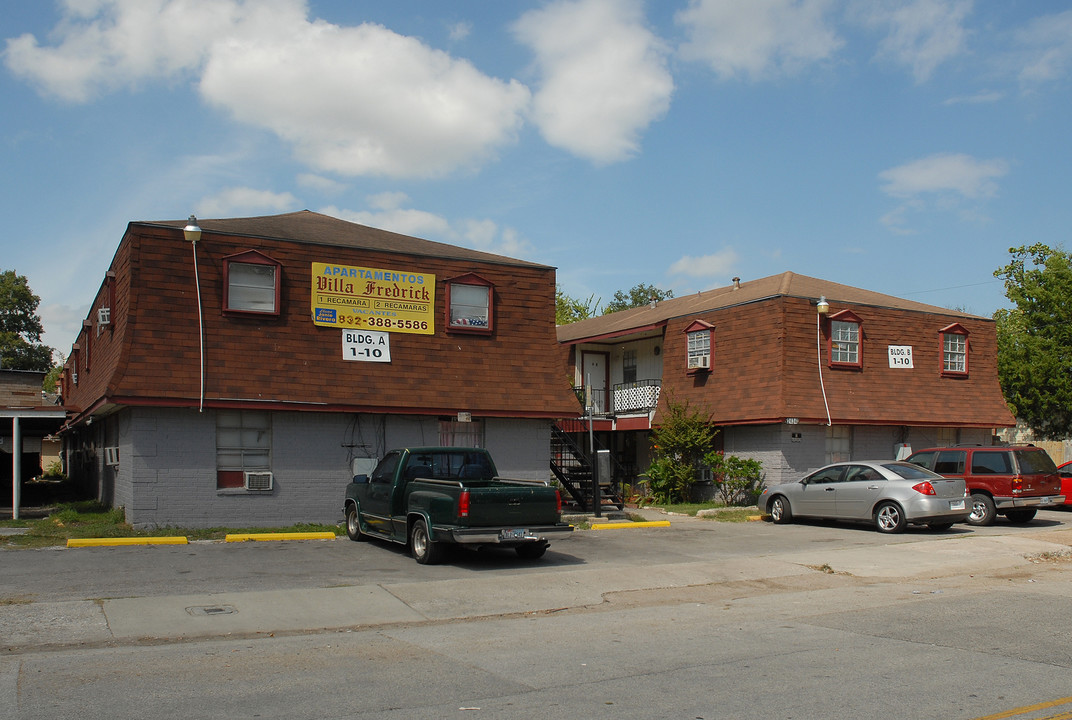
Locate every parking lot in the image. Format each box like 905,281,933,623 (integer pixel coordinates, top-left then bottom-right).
4,508,1072,719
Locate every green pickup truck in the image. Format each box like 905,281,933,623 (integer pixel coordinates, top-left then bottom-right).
343,447,573,564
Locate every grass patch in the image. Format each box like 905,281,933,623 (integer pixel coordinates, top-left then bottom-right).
644,502,758,522
0,594,35,605
1026,550,1072,564
652,502,728,516
0,502,341,549
702,507,760,522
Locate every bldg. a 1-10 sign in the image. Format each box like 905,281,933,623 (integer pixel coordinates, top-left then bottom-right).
311,262,435,335
343,330,391,363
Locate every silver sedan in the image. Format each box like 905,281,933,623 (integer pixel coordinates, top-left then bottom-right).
756,461,971,533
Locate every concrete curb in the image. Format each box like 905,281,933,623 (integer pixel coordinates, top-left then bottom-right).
590,520,672,530
67,537,188,548
224,532,337,543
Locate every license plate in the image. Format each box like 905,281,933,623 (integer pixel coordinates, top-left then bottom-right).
949,500,965,511
499,528,527,540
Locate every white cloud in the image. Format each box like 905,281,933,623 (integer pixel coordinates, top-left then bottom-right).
448,22,472,43
878,153,1007,234
2,0,263,102
4,0,531,178
458,219,534,259
667,248,740,279
513,0,673,163
323,194,534,260
38,302,89,354
201,21,530,178
195,187,300,218
879,152,1008,199
297,173,348,195
676,0,842,80
1012,10,1072,85
854,0,972,82
942,90,1003,105
321,197,451,240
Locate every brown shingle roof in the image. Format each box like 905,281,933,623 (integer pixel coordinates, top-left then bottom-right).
145,210,552,269
558,271,989,343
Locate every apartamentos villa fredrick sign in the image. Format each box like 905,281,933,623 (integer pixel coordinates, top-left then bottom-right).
311,262,435,335
888,345,914,368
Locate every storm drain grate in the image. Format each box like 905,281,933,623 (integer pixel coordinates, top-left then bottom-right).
186,605,237,616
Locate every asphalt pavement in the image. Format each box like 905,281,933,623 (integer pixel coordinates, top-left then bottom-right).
3,508,1072,653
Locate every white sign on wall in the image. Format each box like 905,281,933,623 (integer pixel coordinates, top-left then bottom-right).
342,329,391,363
888,345,913,368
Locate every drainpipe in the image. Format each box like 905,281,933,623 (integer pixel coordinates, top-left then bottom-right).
184,216,204,412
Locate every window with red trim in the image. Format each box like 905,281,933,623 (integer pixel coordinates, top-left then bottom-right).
828,310,862,369
446,273,493,333
223,250,281,315
684,319,713,372
940,323,969,376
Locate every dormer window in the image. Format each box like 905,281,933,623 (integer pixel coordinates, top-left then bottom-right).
447,273,493,333
224,250,281,315
828,310,862,369
940,323,969,377
684,320,713,372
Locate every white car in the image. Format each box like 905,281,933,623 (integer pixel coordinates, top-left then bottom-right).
757,461,971,533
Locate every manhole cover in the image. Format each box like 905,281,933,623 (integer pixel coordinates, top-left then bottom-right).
186,605,237,616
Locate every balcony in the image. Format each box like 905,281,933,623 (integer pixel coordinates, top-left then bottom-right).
575,379,661,417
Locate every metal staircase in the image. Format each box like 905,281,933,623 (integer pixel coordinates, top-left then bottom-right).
550,424,625,512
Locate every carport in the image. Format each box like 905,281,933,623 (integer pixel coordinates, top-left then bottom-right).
3,408,67,519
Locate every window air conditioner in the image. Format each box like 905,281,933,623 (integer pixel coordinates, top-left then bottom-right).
244,471,274,491
687,354,710,370
97,307,111,326
104,447,120,466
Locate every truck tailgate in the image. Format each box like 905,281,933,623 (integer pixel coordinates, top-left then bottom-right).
465,483,561,526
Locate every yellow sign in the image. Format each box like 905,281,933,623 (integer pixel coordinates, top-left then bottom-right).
311,262,435,334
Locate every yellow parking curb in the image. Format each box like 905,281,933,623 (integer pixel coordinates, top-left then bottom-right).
67,537,188,548
590,520,672,530
224,532,337,542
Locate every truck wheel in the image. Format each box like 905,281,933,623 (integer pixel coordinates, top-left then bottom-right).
345,505,365,542
967,493,997,526
874,501,906,534
516,543,547,560
410,518,444,565
1005,508,1037,524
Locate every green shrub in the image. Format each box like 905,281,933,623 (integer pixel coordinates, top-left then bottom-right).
704,451,763,506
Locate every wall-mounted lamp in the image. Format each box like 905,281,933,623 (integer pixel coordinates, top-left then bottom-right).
816,295,830,315
183,215,202,243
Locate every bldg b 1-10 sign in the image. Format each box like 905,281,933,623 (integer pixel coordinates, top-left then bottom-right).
311,262,435,335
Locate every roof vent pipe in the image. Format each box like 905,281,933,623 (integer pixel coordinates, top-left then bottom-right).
732,277,741,289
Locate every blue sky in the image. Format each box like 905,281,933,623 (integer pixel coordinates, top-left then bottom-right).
3,0,1071,356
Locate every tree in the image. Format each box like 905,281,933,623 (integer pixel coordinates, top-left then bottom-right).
642,396,719,503
555,285,601,325
993,244,1072,439
0,270,53,371
603,283,674,314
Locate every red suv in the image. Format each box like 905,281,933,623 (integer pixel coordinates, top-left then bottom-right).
906,445,1065,526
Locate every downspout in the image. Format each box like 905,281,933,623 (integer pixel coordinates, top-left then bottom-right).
184,216,204,412
816,296,832,427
